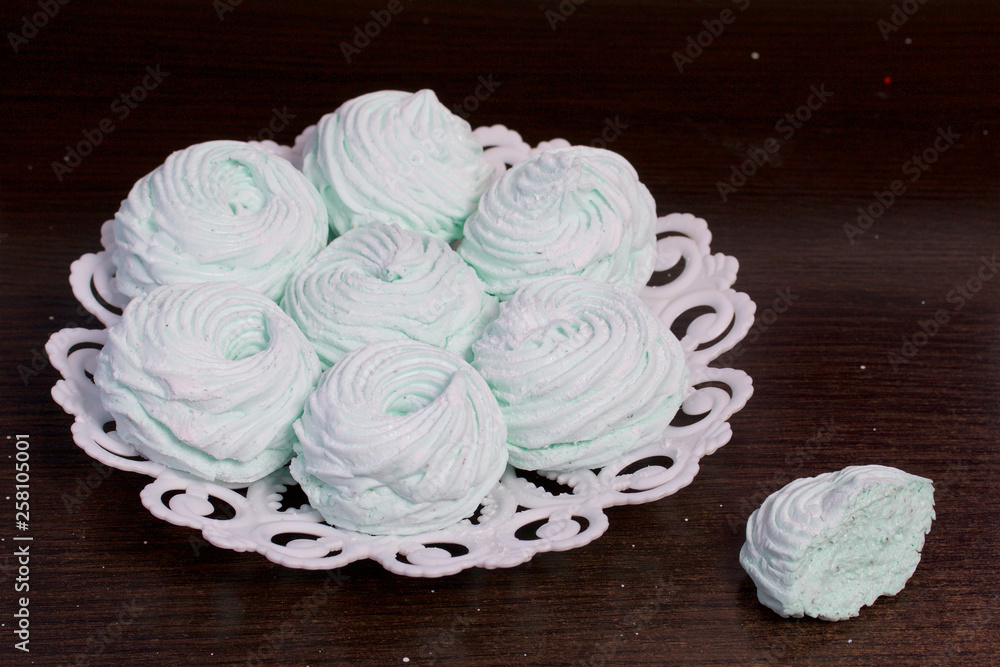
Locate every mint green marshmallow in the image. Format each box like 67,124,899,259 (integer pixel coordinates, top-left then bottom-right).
740,464,935,621
281,222,499,369
301,90,493,243
112,140,328,302
458,146,657,301
95,282,322,484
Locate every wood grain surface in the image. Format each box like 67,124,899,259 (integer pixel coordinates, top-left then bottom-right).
1,1,998,665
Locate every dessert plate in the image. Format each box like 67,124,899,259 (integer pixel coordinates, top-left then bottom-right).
47,126,755,577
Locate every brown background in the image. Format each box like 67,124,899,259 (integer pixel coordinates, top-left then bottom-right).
1,1,998,665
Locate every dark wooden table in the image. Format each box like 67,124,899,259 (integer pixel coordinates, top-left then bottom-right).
2,1,998,665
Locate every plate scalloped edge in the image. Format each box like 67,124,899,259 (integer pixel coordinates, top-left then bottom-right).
46,125,755,577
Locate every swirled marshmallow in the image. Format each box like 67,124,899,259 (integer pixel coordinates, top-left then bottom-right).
301,90,493,242
291,341,508,535
112,140,329,301
740,464,935,621
281,222,499,368
95,282,322,484
458,146,657,300
471,276,687,471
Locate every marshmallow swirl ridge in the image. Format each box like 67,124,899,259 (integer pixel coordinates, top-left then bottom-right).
740,464,935,621
458,146,657,300
291,340,508,536
471,275,687,471
281,222,499,369
112,140,329,301
95,282,322,483
302,90,493,242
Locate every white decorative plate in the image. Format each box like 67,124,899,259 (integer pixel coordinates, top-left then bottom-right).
47,126,755,577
